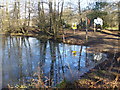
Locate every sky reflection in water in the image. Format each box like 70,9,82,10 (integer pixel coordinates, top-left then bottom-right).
1,36,107,87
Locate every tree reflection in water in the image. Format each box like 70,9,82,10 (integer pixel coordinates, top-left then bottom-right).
1,36,107,88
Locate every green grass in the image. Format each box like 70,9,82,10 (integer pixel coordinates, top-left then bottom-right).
105,27,118,30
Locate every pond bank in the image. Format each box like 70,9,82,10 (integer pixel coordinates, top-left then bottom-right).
56,52,120,89
62,29,120,88
1,29,120,89
67,52,120,89
1,29,119,58
1,28,120,62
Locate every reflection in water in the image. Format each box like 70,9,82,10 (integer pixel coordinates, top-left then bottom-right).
1,36,107,87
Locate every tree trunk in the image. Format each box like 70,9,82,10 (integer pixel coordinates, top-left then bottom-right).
59,0,64,22
17,0,20,26
28,0,31,26
49,1,53,32
24,1,27,26
78,0,82,29
118,1,120,31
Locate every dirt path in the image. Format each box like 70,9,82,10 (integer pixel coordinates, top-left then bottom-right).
63,29,119,53
62,29,120,88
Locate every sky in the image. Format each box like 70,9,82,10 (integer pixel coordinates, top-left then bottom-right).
0,0,119,20
1,0,119,4
0,0,119,10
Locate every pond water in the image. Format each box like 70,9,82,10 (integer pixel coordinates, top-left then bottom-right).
0,35,108,88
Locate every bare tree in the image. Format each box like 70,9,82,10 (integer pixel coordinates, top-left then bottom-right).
28,0,31,26
78,0,82,29
118,1,120,31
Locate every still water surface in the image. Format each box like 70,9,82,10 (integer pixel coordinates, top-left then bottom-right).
1,35,107,87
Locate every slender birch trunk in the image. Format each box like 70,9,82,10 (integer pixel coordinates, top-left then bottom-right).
49,0,53,32
118,1,120,31
28,0,31,26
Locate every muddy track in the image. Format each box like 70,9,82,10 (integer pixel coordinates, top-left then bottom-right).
62,29,120,88
63,29,119,53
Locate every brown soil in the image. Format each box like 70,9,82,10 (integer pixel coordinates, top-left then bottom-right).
62,29,120,89
63,29,119,53
2,28,120,88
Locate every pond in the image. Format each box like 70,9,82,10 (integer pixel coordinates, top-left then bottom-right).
0,35,108,88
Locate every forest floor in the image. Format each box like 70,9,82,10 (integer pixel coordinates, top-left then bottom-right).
62,29,119,53
61,29,120,89
1,28,120,88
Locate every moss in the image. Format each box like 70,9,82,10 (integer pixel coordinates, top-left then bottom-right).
56,80,67,88
56,80,76,88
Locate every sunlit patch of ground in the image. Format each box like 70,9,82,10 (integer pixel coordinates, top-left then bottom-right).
61,29,120,88
74,51,120,88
